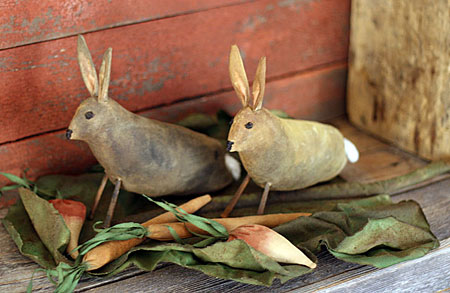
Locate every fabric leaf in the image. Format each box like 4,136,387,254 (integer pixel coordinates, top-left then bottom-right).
274,195,439,268
2,198,56,269
18,188,71,265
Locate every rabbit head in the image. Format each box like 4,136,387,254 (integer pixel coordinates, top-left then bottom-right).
227,45,276,153
67,35,116,142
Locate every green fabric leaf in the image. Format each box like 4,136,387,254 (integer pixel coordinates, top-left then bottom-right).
18,188,71,265
274,194,439,268
34,173,150,241
176,113,218,130
1,198,56,269
3,173,440,289
94,240,311,286
269,109,291,119
176,110,233,142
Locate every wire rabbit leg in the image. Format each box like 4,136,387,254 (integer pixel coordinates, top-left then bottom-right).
89,174,108,220
257,182,271,215
221,174,251,218
103,179,122,228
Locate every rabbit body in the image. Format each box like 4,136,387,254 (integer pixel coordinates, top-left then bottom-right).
231,107,347,190
68,36,232,198
227,45,353,191
71,98,232,196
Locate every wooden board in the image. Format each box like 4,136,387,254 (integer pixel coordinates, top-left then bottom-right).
0,0,250,50
332,117,426,183
1,118,448,292
0,0,350,144
299,239,450,292
0,63,347,187
347,0,450,160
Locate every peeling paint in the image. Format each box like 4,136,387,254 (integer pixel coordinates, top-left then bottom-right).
0,15,16,34
148,58,161,73
0,56,13,70
208,57,221,68
137,74,175,95
278,0,317,10
266,4,274,11
240,15,267,32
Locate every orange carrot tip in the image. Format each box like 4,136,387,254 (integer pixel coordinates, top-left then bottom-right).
228,224,316,269
49,199,87,259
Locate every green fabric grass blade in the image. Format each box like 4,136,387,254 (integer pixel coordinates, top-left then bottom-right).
142,195,228,239
0,184,23,193
73,222,148,261
27,269,48,293
46,262,88,293
0,172,31,189
193,237,218,248
0,171,56,197
166,225,185,244
33,221,149,292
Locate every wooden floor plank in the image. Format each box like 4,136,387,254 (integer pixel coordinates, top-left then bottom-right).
298,238,450,293
333,117,426,183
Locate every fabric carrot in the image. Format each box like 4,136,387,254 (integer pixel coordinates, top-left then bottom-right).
228,224,316,268
145,212,311,241
83,194,212,271
49,199,87,259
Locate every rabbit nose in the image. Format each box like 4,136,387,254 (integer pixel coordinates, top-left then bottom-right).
66,129,73,140
226,141,234,152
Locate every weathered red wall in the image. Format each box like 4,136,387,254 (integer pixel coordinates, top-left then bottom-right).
0,0,350,186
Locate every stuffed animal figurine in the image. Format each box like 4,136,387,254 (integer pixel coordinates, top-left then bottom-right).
67,36,240,227
222,45,358,217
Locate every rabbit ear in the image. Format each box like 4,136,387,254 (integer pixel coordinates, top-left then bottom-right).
252,56,266,111
229,45,250,107
98,48,112,102
77,35,99,98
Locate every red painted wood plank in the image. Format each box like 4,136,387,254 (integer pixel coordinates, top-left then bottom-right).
0,0,350,144
0,64,346,187
0,0,250,50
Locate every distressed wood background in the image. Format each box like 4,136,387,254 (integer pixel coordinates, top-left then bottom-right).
0,0,350,187
347,0,450,161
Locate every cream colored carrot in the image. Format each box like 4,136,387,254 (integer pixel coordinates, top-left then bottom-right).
84,194,211,271
146,212,311,241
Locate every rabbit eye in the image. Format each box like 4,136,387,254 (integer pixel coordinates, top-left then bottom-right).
245,122,253,129
85,111,95,120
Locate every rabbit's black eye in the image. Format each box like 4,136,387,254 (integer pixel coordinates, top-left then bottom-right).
85,111,95,120
245,122,253,129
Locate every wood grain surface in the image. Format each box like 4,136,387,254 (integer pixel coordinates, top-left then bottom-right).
0,63,347,187
1,118,448,292
0,0,350,144
347,0,450,160
0,0,250,49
